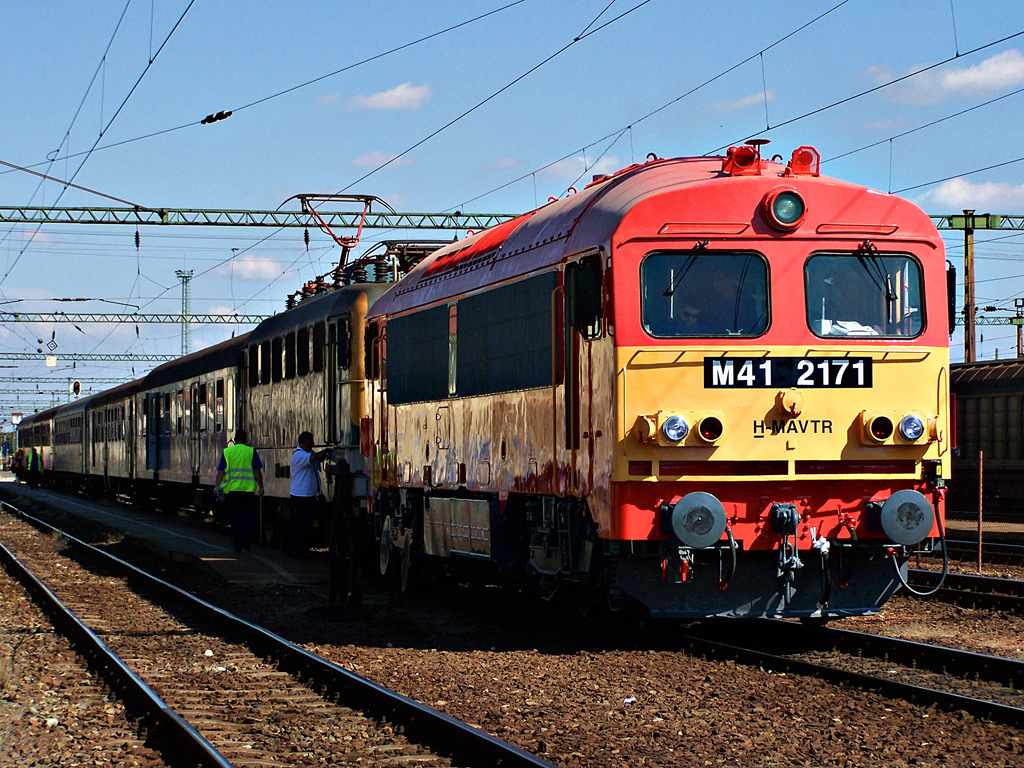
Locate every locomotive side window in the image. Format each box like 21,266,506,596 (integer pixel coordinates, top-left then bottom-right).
387,305,449,404
271,337,284,382
297,327,310,376
312,322,326,373
642,251,769,337
457,271,558,397
260,341,271,385
284,332,296,380
566,255,603,340
365,322,380,379
805,252,923,338
247,346,259,387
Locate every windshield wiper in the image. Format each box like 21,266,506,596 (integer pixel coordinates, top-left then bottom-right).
664,240,709,296
856,240,898,302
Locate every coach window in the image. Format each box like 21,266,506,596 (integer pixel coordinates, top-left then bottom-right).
285,332,296,379
805,252,923,338
226,376,235,433
312,322,326,373
175,390,184,435
641,251,769,338
297,327,310,376
260,341,271,385
215,379,224,432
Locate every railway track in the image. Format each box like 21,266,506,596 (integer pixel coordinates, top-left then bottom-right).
0,499,554,768
909,569,1024,614
678,618,1024,727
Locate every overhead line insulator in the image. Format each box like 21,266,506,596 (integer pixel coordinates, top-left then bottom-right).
201,110,233,125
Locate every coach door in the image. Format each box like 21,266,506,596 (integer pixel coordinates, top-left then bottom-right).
564,253,603,495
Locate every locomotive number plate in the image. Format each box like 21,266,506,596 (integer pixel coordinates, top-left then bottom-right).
704,357,873,388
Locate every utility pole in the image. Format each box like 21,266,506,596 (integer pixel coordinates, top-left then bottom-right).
176,269,194,356
1016,299,1024,358
963,209,976,362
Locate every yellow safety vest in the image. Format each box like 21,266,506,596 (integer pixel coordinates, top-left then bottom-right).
221,443,256,493
28,453,41,472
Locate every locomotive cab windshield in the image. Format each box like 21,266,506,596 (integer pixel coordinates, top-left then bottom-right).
805,251,924,338
641,251,769,337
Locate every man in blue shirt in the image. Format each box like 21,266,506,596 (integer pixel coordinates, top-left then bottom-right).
285,431,330,557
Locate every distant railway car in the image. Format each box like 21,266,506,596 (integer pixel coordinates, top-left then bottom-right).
51,395,93,491
366,144,951,619
85,380,141,497
949,359,1024,517
134,334,248,508
17,407,56,473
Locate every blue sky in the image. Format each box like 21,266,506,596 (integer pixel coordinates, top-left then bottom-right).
2,0,1024,418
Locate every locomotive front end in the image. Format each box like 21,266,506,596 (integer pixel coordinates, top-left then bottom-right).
605,146,949,619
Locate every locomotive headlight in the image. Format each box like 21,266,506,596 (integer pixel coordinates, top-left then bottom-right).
761,187,807,232
661,415,689,443
772,192,804,224
899,414,926,442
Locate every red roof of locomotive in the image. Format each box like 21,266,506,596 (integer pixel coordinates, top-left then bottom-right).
368,152,940,318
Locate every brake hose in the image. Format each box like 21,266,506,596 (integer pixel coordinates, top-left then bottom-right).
719,525,737,590
888,507,949,597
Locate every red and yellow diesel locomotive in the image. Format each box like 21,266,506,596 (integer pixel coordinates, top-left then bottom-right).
366,142,950,618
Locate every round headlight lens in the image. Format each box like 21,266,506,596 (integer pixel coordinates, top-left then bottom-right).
899,414,926,442
772,192,805,225
661,415,689,443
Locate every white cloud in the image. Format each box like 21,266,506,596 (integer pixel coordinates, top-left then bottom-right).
539,155,623,182
915,177,1024,210
317,93,341,106
215,255,282,281
712,91,774,112
347,82,432,111
351,151,414,168
480,157,519,174
876,49,1024,105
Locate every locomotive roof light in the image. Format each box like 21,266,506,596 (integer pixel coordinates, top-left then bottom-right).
879,489,935,545
670,491,728,549
762,187,807,232
899,414,926,442
696,415,724,443
661,415,689,444
785,146,821,177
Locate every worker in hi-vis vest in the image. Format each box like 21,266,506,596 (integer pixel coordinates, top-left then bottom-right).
214,429,265,553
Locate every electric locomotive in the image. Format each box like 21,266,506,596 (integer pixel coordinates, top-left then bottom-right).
366,143,950,618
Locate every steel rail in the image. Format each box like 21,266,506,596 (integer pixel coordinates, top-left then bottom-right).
0,520,233,768
0,499,556,768
909,569,1024,614
680,619,1024,727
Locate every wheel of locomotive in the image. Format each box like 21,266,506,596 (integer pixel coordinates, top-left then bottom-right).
379,514,392,576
